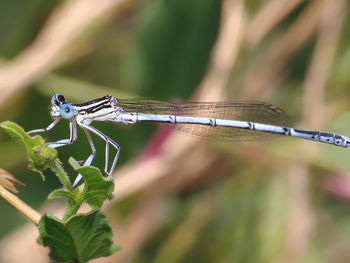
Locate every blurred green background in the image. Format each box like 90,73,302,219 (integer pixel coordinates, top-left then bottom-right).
1,0,350,262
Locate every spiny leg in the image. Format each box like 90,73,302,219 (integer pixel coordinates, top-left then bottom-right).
27,118,61,134
73,128,97,186
105,141,109,174
44,121,78,149
79,123,120,179
82,128,96,166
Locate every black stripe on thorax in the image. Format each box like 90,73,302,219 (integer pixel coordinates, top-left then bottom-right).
74,95,114,114
73,95,112,107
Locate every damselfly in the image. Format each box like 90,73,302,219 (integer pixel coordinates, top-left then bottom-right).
28,94,350,186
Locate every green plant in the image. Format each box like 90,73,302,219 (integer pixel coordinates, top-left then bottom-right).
0,121,120,263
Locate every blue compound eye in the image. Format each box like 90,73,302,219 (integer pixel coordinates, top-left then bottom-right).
60,104,75,119
51,94,66,106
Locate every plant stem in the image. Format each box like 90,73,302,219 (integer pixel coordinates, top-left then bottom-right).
52,161,73,192
0,185,41,225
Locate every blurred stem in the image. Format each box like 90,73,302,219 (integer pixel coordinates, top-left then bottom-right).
0,185,41,225
51,162,72,192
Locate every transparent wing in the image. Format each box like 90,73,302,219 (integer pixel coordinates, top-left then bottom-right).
117,99,291,142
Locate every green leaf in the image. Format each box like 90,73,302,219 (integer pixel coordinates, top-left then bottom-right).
49,186,84,221
38,210,120,263
48,158,114,221
48,157,114,221
69,157,114,209
0,121,58,179
49,189,76,203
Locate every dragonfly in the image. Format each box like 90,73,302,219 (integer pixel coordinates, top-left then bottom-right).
28,94,350,186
